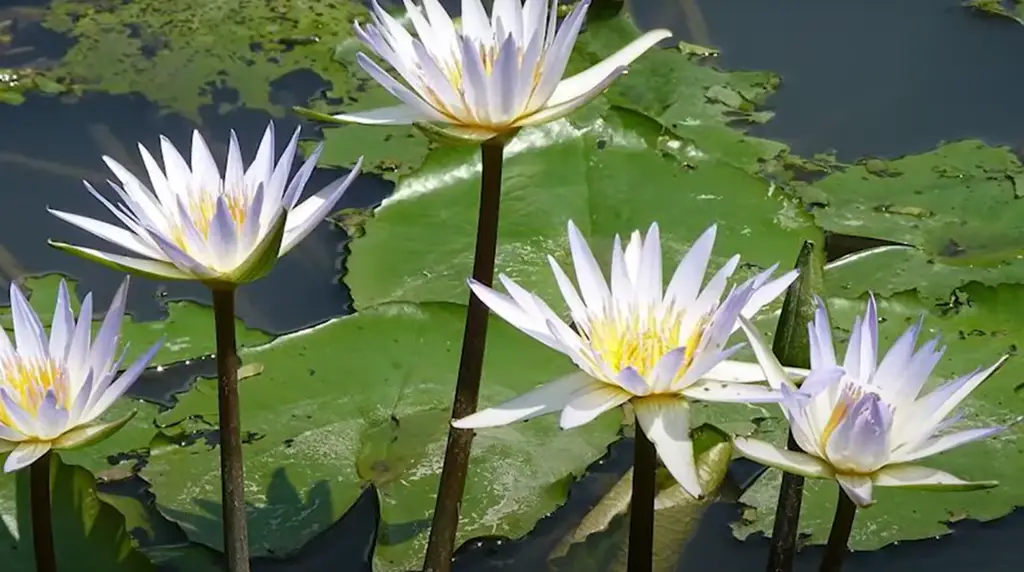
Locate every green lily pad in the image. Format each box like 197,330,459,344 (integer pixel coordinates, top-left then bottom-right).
345,107,819,311
0,453,153,572
964,0,1024,25
98,302,621,571
41,0,373,118
566,11,787,171
735,277,1024,549
800,140,1024,302
2,274,271,366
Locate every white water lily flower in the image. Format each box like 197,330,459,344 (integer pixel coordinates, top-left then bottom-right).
734,296,1007,507
48,123,363,286
332,0,672,140
0,277,161,472
453,221,800,497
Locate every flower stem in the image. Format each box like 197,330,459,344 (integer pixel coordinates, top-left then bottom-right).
765,240,823,572
627,426,657,572
30,451,56,572
819,489,856,572
765,432,806,572
422,138,506,572
212,287,250,572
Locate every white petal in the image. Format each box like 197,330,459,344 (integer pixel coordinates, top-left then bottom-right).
566,221,611,312
890,426,1004,464
703,359,811,384
49,241,194,280
736,315,793,390
9,282,47,358
664,225,716,310
904,356,1008,444
808,298,837,369
48,209,163,260
682,380,783,403
516,65,627,127
331,103,431,125
280,160,362,255
559,384,631,429
468,279,563,352
732,437,834,478
836,473,875,507
452,371,595,428
547,28,672,107
634,397,701,498
48,280,75,359
871,463,997,491
3,441,51,473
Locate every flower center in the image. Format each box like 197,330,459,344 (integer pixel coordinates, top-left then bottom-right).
0,355,68,427
170,185,250,251
585,311,702,386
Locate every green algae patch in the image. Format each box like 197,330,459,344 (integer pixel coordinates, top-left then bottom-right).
41,0,371,117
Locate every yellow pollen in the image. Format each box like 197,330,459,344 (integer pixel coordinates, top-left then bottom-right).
585,312,703,388
819,386,866,450
170,187,250,251
0,355,68,427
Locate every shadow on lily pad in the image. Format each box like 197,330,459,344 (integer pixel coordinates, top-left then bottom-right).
99,468,380,571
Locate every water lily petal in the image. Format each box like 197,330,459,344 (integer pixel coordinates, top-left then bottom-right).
634,397,701,498
280,159,363,255
49,241,193,280
560,384,632,429
547,28,672,108
682,380,783,403
890,426,1004,464
837,473,875,507
735,315,793,390
452,371,595,428
9,282,47,359
53,411,138,450
3,441,51,473
732,437,834,478
871,463,997,491
331,103,430,125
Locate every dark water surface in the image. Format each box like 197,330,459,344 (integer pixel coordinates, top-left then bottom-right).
1,0,1021,570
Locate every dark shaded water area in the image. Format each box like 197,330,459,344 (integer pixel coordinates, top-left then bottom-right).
2,0,1022,570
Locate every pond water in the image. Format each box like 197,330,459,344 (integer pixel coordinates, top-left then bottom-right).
1,0,1022,570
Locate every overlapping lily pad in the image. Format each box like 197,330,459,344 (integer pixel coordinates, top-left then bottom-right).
801,140,1024,303
93,303,621,570
735,273,1024,548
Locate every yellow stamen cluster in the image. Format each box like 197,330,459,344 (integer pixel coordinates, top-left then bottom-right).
585,311,703,388
0,355,67,427
169,186,250,251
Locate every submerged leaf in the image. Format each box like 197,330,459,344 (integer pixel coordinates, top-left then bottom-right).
549,425,733,571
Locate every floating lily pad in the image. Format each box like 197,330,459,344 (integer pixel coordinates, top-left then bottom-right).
93,302,621,571
735,275,1024,549
800,140,1024,302
2,274,271,366
0,453,153,572
42,0,372,117
344,108,818,311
